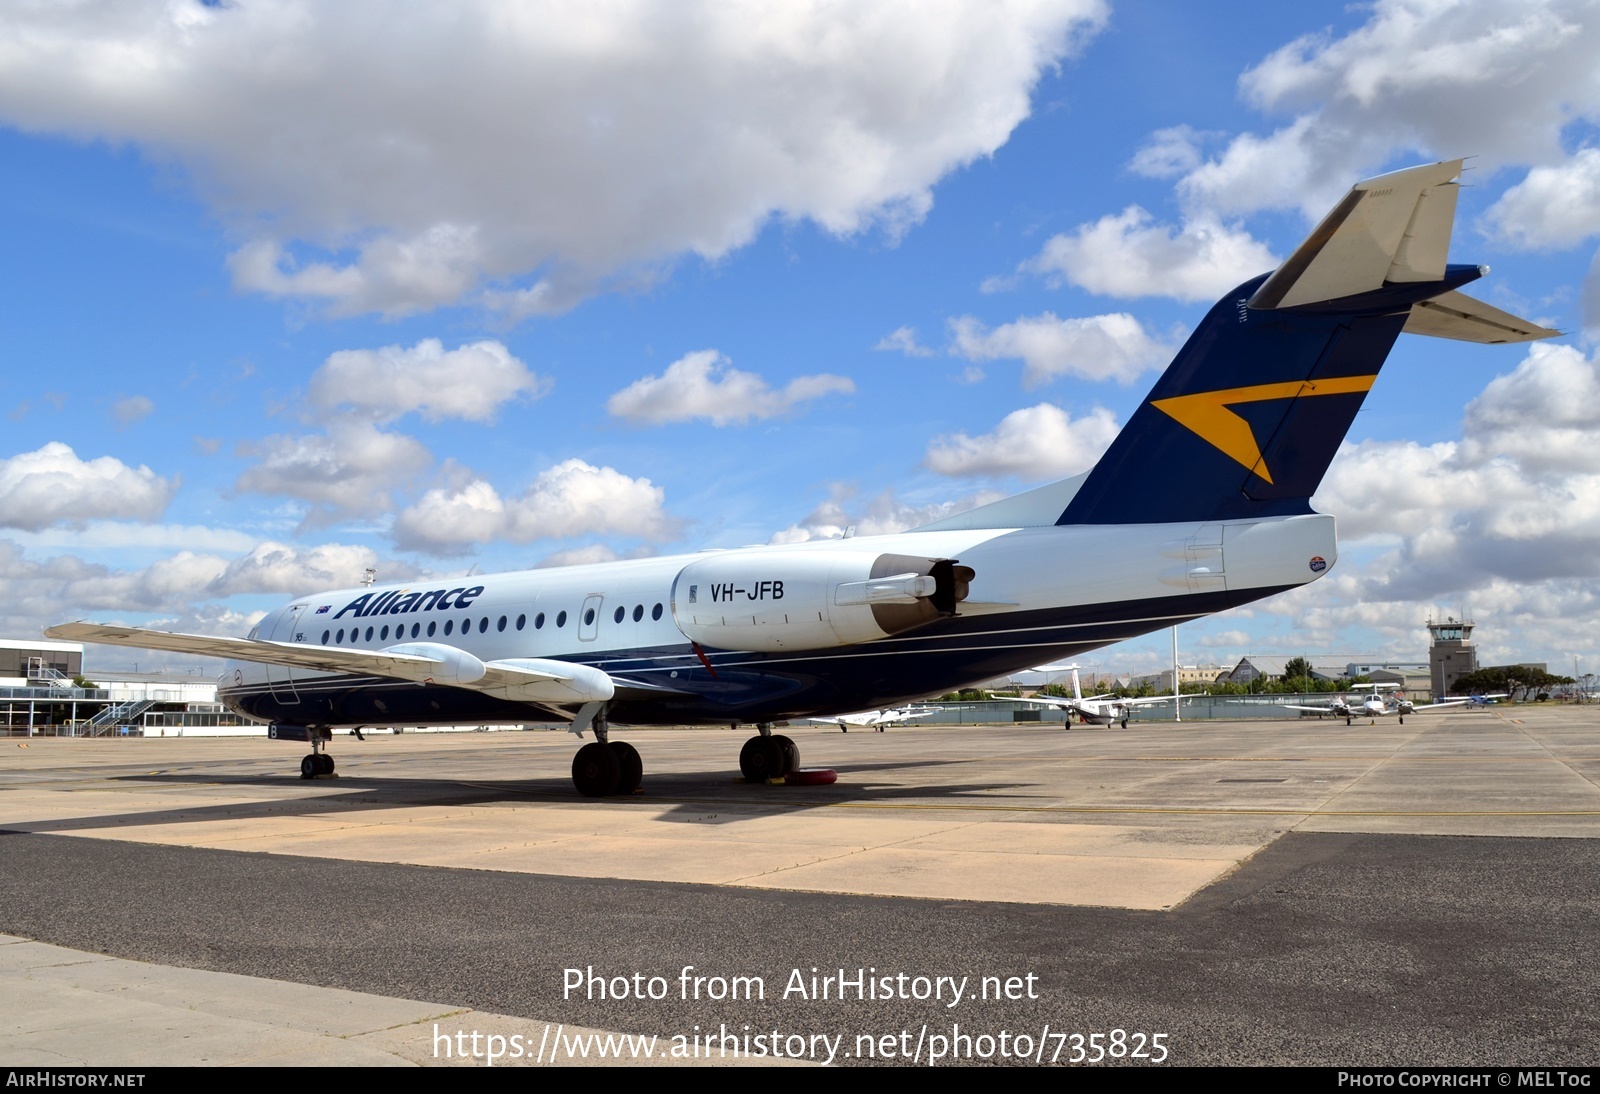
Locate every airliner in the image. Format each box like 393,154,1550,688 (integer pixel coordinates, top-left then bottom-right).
49,159,1557,796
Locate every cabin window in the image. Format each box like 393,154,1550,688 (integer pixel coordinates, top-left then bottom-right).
411,623,420,638
535,612,545,630
516,614,526,630
427,621,437,637
444,620,453,636
322,630,330,645
584,608,595,626
613,606,625,624
652,603,663,621
364,627,373,642
479,617,489,633
498,615,507,632
557,610,567,627
632,604,643,622
381,625,390,641
336,629,345,643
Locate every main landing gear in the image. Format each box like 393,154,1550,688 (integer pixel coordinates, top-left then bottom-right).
739,723,800,782
570,708,643,798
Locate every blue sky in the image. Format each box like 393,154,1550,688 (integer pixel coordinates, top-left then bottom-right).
3,0,1600,677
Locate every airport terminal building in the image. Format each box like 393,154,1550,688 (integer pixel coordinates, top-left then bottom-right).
0,637,258,737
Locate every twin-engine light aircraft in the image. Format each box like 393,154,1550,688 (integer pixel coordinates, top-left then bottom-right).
49,159,1558,796
804,705,941,732
1284,683,1481,725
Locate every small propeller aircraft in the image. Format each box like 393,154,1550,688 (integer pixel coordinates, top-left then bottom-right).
1282,683,1478,725
1004,667,1175,729
804,705,941,732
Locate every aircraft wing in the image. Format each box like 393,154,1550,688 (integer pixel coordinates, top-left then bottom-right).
1278,704,1342,714
46,621,618,706
1410,698,1474,712
1009,695,1077,709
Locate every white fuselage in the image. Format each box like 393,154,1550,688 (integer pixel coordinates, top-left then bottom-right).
224,512,1338,727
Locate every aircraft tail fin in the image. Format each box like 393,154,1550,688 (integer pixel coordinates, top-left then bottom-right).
1056,159,1556,527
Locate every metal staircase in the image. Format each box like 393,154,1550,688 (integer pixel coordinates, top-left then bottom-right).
85,699,155,736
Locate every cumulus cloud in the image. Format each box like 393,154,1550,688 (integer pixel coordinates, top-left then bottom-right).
1015,208,1278,302
112,395,154,426
874,326,935,357
1289,342,1600,660
234,420,432,525
0,1,1107,317
1483,147,1600,251
536,544,657,569
1127,125,1212,179
768,485,1007,544
947,312,1176,387
607,350,854,426
208,541,400,597
1160,1,1600,224
0,535,415,647
308,338,547,423
0,443,176,531
392,460,675,554
924,403,1120,479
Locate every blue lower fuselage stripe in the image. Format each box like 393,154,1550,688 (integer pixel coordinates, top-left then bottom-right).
227,585,1287,728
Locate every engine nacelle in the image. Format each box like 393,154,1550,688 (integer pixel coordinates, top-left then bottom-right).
382,642,486,685
670,549,973,651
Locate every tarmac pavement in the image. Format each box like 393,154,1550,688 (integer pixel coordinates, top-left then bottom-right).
3,706,1598,1066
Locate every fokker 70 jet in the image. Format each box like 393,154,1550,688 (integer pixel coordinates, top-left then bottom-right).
50,159,1556,795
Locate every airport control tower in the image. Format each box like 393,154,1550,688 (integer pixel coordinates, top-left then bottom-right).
1428,616,1478,699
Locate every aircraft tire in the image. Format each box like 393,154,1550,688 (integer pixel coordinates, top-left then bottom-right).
739,736,784,782
609,741,643,794
771,734,800,776
573,742,620,797
300,755,317,780
1121,718,1129,729
317,754,335,776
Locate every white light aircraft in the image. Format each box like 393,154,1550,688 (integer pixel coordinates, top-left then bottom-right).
1283,683,1480,725
804,705,941,732
48,159,1557,795
1004,667,1174,729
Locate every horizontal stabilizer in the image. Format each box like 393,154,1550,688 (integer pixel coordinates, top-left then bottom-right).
1402,290,1559,343
1251,159,1464,310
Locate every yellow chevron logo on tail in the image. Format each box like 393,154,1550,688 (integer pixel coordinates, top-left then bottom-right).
1150,375,1377,484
